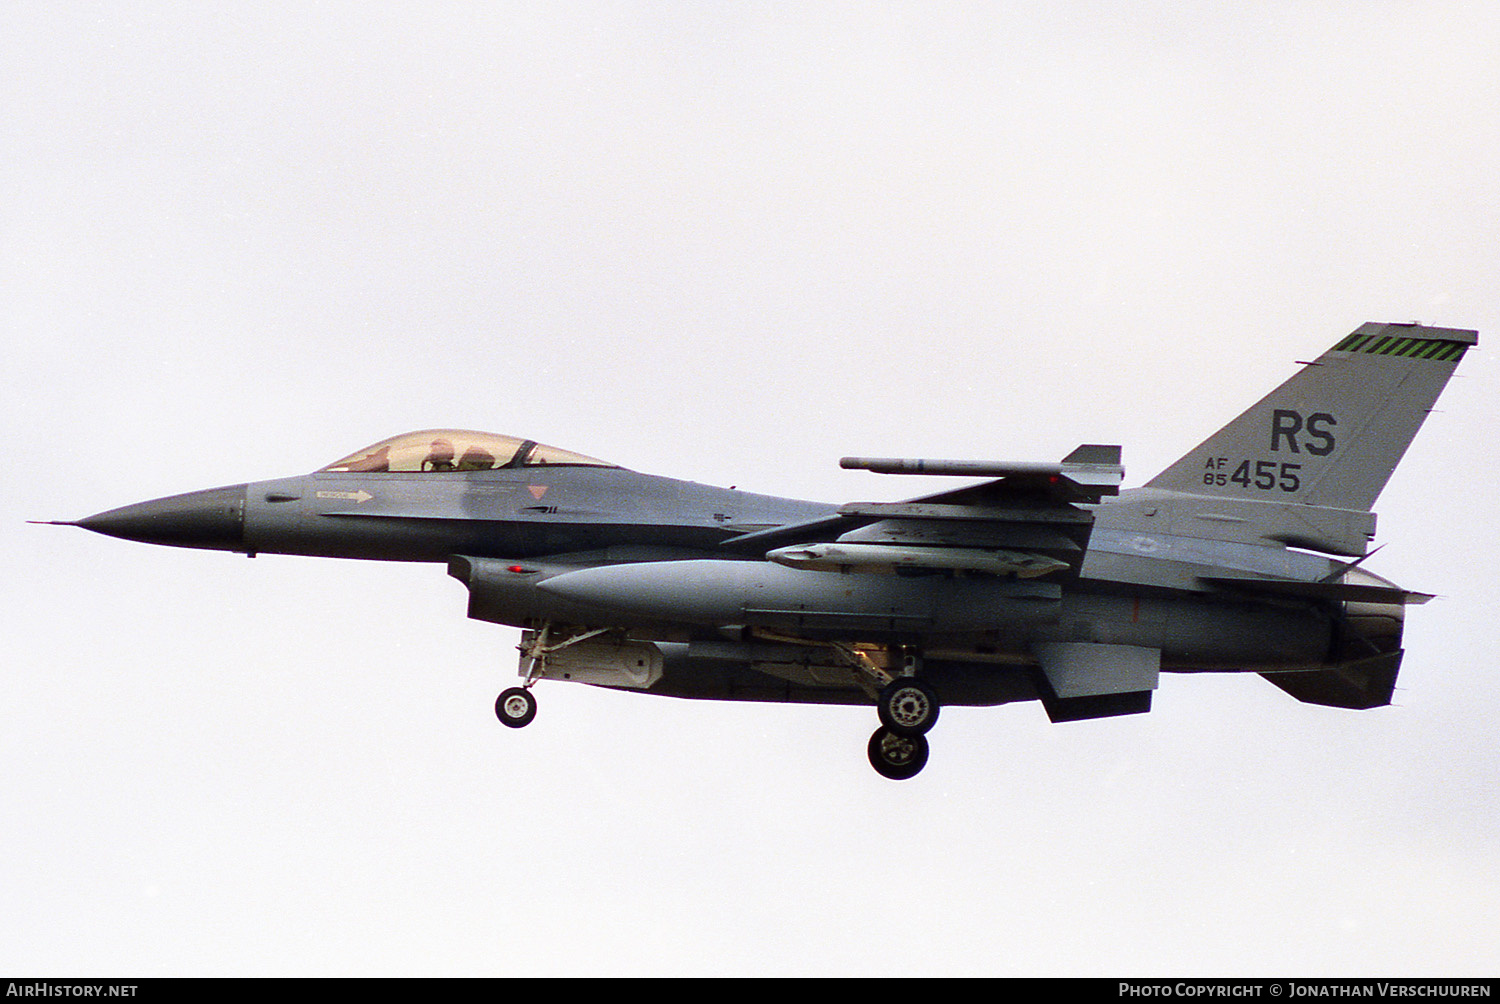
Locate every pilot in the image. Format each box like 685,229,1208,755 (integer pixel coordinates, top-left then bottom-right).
457,447,497,471
422,439,457,472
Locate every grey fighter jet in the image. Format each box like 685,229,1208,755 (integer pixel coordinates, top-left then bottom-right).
51,322,1476,778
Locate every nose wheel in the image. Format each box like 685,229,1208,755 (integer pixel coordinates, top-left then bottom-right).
495,686,537,728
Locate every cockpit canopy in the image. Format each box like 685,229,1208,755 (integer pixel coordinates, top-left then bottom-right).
320,430,616,473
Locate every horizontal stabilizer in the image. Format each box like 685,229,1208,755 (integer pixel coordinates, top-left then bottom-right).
1200,573,1432,605
1260,651,1402,710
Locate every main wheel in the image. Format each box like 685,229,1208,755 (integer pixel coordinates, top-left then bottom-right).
878,677,940,736
495,687,537,728
867,726,929,780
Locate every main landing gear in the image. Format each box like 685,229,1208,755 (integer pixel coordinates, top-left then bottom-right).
867,726,929,781
827,642,942,780
866,669,941,781
878,677,940,736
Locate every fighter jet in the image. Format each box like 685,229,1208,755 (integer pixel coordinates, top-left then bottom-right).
50,322,1476,778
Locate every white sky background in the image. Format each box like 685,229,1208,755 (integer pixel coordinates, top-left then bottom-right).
3,2,1498,976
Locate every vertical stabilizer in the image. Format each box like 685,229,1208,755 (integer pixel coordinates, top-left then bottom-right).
1145,323,1476,513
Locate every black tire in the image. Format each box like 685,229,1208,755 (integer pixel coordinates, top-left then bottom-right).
867,726,929,781
495,687,537,728
878,677,940,736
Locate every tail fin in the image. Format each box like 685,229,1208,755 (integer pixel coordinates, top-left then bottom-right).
1146,322,1476,513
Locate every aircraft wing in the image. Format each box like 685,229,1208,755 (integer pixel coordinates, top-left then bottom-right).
723,445,1122,579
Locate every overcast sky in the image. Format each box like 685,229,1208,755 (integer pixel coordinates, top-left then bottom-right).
4,2,1498,976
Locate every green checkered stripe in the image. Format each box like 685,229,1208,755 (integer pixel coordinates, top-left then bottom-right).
1333,332,1469,361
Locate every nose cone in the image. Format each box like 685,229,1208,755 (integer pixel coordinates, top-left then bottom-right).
76,484,248,551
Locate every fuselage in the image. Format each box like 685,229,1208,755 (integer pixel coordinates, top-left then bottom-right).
77,463,1384,680
243,465,831,562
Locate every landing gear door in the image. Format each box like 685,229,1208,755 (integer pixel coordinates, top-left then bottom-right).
521,630,664,690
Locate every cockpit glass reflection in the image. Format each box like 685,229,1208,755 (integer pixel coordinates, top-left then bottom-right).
320,430,615,473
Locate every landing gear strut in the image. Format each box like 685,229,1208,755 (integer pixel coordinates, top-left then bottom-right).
494,623,614,730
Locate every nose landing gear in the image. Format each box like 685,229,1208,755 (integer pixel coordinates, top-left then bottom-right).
493,622,618,731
